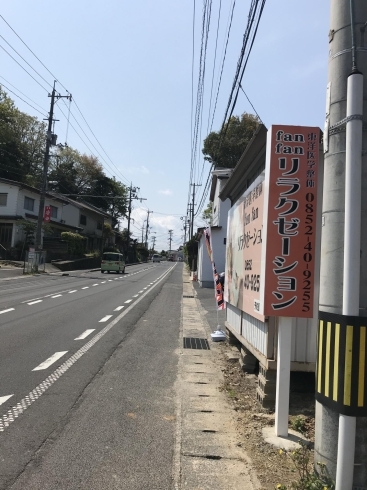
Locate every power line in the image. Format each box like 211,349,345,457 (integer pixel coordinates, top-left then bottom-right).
0,81,47,116
0,43,49,92
0,76,48,113
0,14,68,92
0,34,53,89
239,84,263,125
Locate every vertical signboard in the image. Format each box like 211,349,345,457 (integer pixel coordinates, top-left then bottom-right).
225,173,265,321
44,205,51,223
204,227,225,311
262,125,320,318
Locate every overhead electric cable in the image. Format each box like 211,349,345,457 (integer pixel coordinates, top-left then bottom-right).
0,81,47,116
0,34,53,89
0,44,48,92
0,76,48,113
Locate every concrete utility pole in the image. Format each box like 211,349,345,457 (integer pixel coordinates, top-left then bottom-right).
190,183,201,239
145,210,152,248
316,1,367,488
126,184,146,260
151,235,156,251
168,229,173,253
35,81,71,249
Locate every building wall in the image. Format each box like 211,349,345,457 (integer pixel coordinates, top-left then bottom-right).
212,179,231,228
0,183,19,215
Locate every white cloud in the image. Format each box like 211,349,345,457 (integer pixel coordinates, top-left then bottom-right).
158,189,173,196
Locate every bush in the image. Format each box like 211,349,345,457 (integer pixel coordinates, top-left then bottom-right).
60,232,87,256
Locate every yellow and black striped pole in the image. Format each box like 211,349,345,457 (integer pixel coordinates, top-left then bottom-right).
316,311,367,416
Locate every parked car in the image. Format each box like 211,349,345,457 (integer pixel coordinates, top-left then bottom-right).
101,252,125,274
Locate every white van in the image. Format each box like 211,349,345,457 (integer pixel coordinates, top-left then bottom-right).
101,252,125,274
152,254,161,263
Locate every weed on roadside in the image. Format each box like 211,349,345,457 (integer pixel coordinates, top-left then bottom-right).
275,443,334,490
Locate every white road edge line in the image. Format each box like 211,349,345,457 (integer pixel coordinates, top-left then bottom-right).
99,315,113,322
0,395,13,407
74,329,95,340
0,265,176,433
0,308,15,315
28,300,42,305
32,351,68,371
114,306,124,311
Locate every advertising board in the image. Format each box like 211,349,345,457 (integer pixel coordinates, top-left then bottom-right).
261,125,320,318
225,173,265,321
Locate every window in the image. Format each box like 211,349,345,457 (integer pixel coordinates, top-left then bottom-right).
24,196,35,212
80,214,87,226
50,205,58,219
0,193,7,206
97,221,102,230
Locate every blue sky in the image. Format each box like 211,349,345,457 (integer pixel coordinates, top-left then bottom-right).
1,1,330,251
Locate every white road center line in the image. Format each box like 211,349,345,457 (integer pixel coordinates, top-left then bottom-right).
92,284,99,287
108,280,113,282
51,294,62,298
132,294,139,298
68,290,77,294
28,300,42,305
0,265,176,434
0,308,15,315
138,290,144,293
101,281,106,284
114,306,124,311
0,395,13,406
99,315,113,322
32,351,68,371
74,329,95,340
143,287,147,290
124,299,132,304
82,287,89,289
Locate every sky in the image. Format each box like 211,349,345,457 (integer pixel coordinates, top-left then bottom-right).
0,1,330,251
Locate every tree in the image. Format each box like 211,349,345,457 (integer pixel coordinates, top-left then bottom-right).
202,112,259,169
202,201,213,223
184,233,199,271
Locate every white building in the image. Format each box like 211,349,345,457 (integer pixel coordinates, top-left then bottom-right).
197,168,232,288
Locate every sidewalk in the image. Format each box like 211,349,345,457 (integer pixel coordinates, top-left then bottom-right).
175,268,260,489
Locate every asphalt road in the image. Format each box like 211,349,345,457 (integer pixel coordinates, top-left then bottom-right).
0,262,182,489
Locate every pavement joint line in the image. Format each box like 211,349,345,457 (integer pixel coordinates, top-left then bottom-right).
32,351,68,371
27,300,42,305
99,315,113,322
51,294,62,299
0,264,176,433
0,308,15,315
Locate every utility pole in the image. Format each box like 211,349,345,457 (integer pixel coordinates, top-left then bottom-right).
190,183,201,240
187,205,193,240
145,210,152,248
151,235,156,251
180,215,189,243
168,229,173,253
35,81,71,249
125,184,146,261
316,1,367,489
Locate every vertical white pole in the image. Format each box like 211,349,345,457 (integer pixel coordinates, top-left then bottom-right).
335,72,363,490
275,316,292,437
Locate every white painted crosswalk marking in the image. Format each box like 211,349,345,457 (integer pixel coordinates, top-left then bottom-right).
28,300,42,305
0,395,13,406
114,306,124,311
51,294,62,298
124,299,132,304
99,315,113,322
0,308,15,315
32,352,68,371
68,290,77,294
74,329,95,340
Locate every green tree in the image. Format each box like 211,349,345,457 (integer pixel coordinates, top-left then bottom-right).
202,112,259,169
184,233,199,271
202,201,213,223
